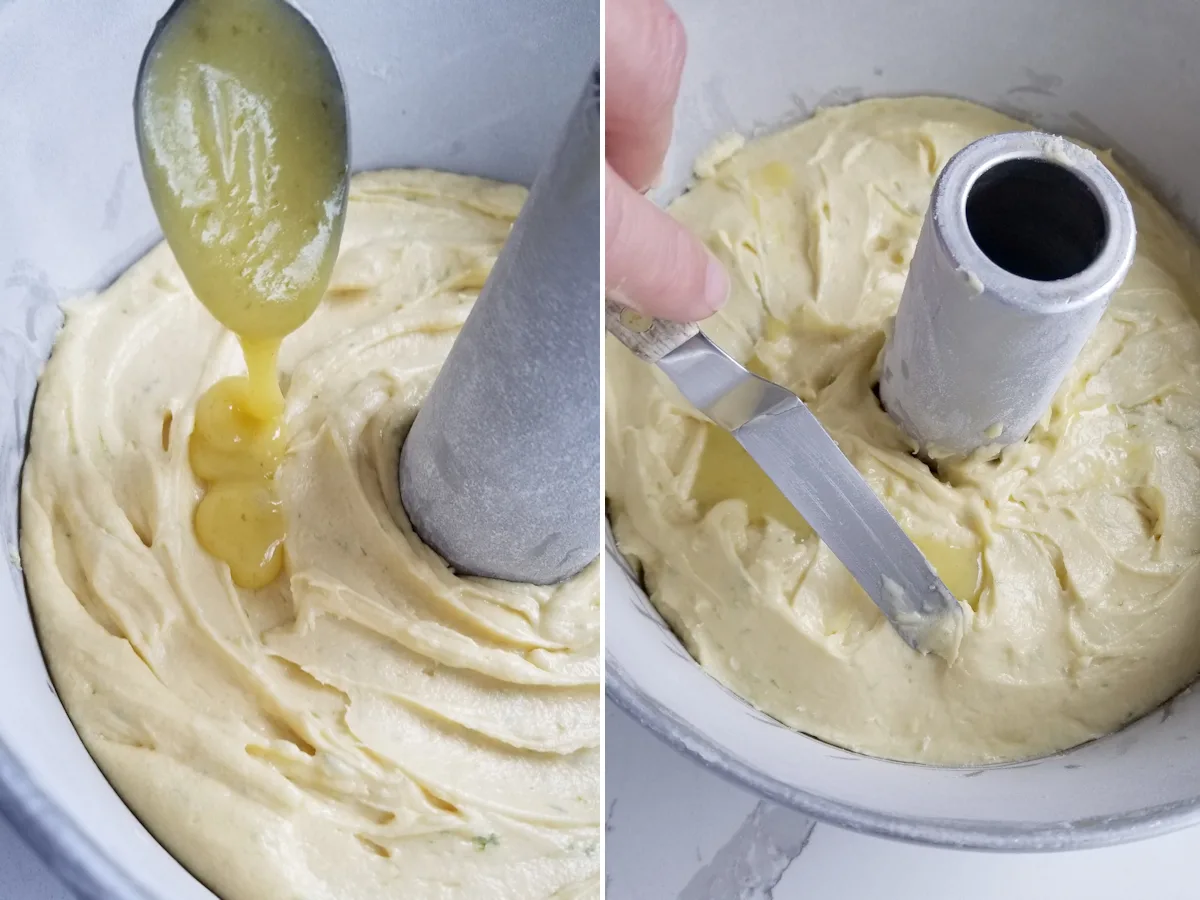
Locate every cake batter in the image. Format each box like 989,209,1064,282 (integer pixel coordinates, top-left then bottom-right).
23,170,600,898
606,96,1200,765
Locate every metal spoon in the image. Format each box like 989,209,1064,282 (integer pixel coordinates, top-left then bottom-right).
133,0,350,342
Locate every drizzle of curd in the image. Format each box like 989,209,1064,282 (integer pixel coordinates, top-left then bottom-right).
138,0,347,588
693,424,812,538
753,161,795,192
692,422,982,606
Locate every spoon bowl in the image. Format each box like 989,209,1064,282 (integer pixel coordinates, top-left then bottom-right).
133,0,350,340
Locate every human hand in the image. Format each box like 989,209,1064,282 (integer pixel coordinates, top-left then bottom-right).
605,0,729,322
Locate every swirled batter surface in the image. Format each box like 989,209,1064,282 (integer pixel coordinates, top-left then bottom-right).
23,170,600,899
606,97,1200,764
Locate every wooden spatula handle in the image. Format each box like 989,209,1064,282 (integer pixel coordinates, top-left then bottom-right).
604,299,699,363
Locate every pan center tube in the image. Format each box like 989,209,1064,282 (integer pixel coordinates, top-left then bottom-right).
880,132,1137,459
397,67,600,585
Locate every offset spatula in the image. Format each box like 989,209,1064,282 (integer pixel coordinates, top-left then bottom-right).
606,302,964,658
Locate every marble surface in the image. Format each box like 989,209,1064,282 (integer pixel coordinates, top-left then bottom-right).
3,703,1199,897
0,812,73,899
606,700,1200,899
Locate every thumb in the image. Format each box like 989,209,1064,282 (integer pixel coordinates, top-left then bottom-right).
605,164,729,322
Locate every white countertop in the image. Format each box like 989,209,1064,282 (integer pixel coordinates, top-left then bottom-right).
3,705,1198,897
606,700,1199,900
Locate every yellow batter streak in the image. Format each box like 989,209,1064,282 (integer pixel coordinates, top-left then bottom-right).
607,97,1200,765
23,170,600,899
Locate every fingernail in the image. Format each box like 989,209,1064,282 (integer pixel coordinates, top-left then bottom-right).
702,253,730,315
606,287,645,314
637,167,665,196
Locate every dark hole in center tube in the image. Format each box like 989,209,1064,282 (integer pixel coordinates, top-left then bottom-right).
965,158,1107,282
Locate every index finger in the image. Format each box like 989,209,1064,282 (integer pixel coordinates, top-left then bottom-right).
605,0,687,192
